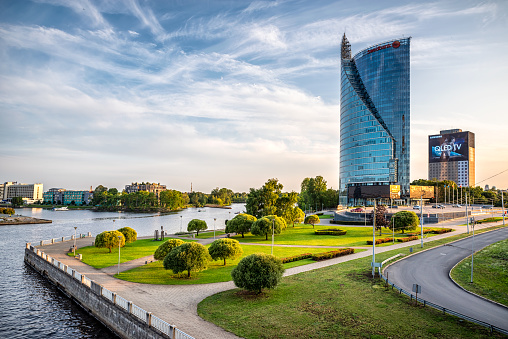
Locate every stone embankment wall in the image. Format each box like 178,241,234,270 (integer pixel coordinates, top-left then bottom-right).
24,246,171,339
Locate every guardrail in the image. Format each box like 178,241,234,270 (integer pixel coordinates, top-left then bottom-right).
26,241,195,339
379,267,508,335
38,232,92,246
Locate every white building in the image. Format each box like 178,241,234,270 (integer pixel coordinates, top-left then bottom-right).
1,182,43,203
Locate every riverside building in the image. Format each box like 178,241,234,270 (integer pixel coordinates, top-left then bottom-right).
339,34,411,205
428,129,475,187
1,181,43,203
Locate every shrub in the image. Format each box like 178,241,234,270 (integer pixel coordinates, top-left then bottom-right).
117,227,137,243
153,238,185,261
366,238,392,245
390,211,419,234
311,248,354,261
163,242,211,278
431,228,453,234
225,213,257,238
397,236,419,243
251,215,285,240
95,230,125,253
304,215,320,228
208,238,243,265
314,229,347,236
187,219,207,236
280,253,313,264
231,253,285,294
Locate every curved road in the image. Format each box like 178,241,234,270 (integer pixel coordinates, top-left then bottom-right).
384,226,508,331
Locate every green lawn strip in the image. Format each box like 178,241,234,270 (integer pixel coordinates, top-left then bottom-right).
450,238,508,307
69,238,195,268
232,224,441,247
198,228,507,339
317,214,333,219
117,245,362,285
191,231,227,239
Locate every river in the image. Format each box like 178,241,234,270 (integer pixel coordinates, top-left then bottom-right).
0,204,246,338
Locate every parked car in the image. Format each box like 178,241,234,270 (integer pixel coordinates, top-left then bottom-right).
351,208,364,212
452,204,462,208
482,205,493,209
413,205,421,210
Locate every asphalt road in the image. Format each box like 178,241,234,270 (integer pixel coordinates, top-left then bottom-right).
384,226,508,331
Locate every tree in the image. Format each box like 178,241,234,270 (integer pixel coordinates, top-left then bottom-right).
163,242,211,278
390,211,419,234
304,214,320,228
225,213,257,238
92,185,108,206
95,230,125,253
187,219,207,236
208,238,243,265
299,176,328,212
246,178,283,218
117,227,137,243
286,207,305,227
154,238,185,261
231,253,285,294
277,191,299,224
374,205,389,235
160,189,186,210
251,215,285,240
11,197,24,207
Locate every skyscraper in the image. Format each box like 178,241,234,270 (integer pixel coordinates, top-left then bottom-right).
339,34,411,205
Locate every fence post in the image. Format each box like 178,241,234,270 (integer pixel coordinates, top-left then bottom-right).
88,232,91,237
26,242,31,249
128,301,132,314
37,249,41,256
100,285,103,296
40,241,44,246
81,275,86,284
62,236,65,242
172,327,176,338
112,293,117,304
146,312,152,326
72,269,75,278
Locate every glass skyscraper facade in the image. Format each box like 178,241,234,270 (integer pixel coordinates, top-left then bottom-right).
339,34,410,204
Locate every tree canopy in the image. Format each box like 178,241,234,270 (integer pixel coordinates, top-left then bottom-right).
304,214,320,228
208,238,243,265
251,215,285,240
231,253,285,294
163,242,211,278
94,230,125,253
390,211,419,234
154,238,185,261
187,219,207,236
225,213,257,237
117,227,137,243
246,178,283,218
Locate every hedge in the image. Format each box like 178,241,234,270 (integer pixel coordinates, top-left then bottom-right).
311,248,355,261
430,228,453,234
366,237,392,245
397,236,419,243
314,228,347,236
280,253,313,264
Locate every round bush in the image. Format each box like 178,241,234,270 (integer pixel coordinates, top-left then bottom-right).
95,230,125,253
117,227,137,243
154,238,185,261
231,253,285,294
163,242,211,278
208,238,243,265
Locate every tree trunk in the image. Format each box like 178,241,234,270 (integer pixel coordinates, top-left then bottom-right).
187,270,191,278
265,233,268,240
241,232,244,238
224,258,226,266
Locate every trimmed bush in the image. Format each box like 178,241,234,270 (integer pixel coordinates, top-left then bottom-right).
153,238,185,261
95,230,125,253
280,253,313,264
231,253,285,294
225,213,257,238
187,219,207,236
397,236,419,243
431,228,453,234
311,248,354,261
304,214,320,228
163,242,211,278
208,238,243,265
117,227,137,243
366,237,392,245
314,228,347,236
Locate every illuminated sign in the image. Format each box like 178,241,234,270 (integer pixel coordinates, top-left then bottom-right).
390,185,401,199
367,41,400,54
410,186,435,199
429,132,469,163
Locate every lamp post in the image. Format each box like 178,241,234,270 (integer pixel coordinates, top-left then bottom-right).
372,199,376,278
420,194,424,248
502,190,505,226
470,218,475,283
213,218,216,240
271,219,275,255
117,235,121,275
73,226,77,256
180,215,182,233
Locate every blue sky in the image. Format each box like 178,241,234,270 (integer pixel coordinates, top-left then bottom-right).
1,0,507,193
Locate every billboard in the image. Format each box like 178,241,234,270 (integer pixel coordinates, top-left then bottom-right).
390,185,401,199
429,132,469,163
410,186,435,199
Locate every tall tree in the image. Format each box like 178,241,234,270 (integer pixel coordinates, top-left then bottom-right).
246,178,283,218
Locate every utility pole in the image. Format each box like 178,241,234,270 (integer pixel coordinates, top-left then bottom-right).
466,193,469,234
420,195,423,248
502,190,505,226
471,218,475,283
372,199,376,278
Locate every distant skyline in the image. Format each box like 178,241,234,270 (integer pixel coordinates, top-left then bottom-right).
1,0,507,193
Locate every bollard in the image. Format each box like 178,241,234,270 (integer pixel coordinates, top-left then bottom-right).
78,254,82,260
112,292,117,304
72,270,75,278
62,236,65,242
146,312,152,326
88,232,91,237
128,301,133,314
26,242,31,249
51,238,55,244
81,275,86,284
40,240,44,246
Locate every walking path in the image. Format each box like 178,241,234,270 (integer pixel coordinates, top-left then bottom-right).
37,216,504,339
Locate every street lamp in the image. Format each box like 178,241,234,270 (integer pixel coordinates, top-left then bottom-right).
271,219,275,255
502,190,506,226
117,235,121,275
213,218,216,240
180,215,182,233
73,226,77,256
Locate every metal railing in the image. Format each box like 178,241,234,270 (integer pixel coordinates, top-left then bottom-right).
26,241,194,339
380,271,508,335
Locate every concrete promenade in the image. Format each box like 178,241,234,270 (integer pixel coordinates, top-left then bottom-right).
37,216,503,339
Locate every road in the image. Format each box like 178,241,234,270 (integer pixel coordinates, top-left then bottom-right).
384,226,508,331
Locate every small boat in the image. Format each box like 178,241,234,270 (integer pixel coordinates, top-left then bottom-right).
53,206,68,211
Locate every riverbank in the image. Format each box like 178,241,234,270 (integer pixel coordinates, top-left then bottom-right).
0,216,52,225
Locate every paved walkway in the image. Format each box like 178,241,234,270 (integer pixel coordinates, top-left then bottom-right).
36,216,504,339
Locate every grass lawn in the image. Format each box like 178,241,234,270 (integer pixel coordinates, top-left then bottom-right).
317,214,333,219
70,238,194,268
117,245,362,285
179,231,227,239
231,224,439,247
198,228,507,339
451,238,508,307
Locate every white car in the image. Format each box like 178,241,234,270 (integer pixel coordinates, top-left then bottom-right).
413,205,421,210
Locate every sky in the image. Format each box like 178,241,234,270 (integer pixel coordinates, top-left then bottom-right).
1,0,507,193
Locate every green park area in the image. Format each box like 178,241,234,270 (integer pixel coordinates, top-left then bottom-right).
451,238,508,307
198,228,508,339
